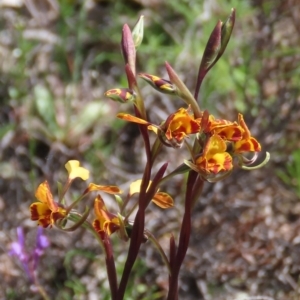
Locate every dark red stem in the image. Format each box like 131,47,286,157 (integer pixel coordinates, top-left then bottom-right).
167,170,198,300
103,235,118,300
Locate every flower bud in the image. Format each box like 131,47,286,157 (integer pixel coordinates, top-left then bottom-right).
139,73,177,95
132,15,144,48
104,88,136,103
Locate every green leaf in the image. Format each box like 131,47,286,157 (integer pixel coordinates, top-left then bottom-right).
34,85,58,133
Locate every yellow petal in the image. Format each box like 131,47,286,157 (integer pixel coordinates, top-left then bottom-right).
196,134,233,174
85,183,123,195
206,134,227,155
148,125,158,134
65,160,89,181
152,192,174,209
129,179,152,196
30,202,51,220
129,179,142,195
30,202,52,228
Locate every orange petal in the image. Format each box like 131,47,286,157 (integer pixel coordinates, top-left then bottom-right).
235,137,261,153
165,107,201,142
92,219,106,239
103,218,120,235
85,183,123,195
214,125,243,141
35,181,58,212
117,113,150,125
152,192,174,209
94,195,117,227
93,196,120,236
238,113,251,139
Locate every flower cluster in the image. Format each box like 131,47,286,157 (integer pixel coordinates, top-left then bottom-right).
117,101,264,181
30,160,173,241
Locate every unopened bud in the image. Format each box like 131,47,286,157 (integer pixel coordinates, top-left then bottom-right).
132,15,144,48
104,88,136,103
139,73,177,95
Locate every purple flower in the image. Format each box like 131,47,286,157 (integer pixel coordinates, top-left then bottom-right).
9,227,50,282
33,227,50,269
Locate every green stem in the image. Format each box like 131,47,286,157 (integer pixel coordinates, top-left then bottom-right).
35,282,51,300
32,270,50,300
124,201,139,223
67,214,105,252
145,230,171,274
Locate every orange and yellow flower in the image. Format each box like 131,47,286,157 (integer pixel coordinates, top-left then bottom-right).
93,195,121,239
30,181,67,228
195,133,233,175
117,106,201,148
201,111,243,142
234,113,261,153
162,107,201,146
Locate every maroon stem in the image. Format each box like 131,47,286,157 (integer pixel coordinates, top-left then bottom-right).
103,235,118,300
167,170,198,300
117,117,152,300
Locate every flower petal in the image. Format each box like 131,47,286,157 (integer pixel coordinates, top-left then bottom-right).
196,134,233,174
164,107,201,142
129,179,144,196
30,202,52,228
93,195,120,236
65,160,90,181
117,113,150,125
152,192,174,209
235,137,261,153
35,181,58,212
85,183,123,195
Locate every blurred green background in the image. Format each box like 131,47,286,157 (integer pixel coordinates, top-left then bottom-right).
0,0,300,299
